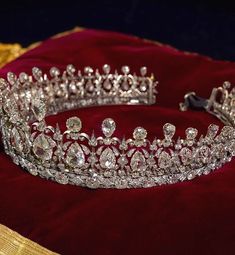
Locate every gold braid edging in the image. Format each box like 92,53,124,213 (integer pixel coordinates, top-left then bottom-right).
0,43,26,68
0,224,59,255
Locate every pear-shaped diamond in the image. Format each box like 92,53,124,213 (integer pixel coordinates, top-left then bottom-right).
32,95,46,122
11,127,24,153
130,151,146,171
103,79,112,90
158,151,171,169
197,145,211,164
179,147,192,165
206,124,219,138
33,134,54,161
100,147,116,169
66,142,85,168
163,123,176,140
102,118,116,137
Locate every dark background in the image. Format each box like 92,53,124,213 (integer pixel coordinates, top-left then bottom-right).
1,0,235,61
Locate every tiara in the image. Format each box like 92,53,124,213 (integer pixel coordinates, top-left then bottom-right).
0,64,234,189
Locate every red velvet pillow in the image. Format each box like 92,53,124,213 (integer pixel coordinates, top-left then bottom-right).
0,29,235,255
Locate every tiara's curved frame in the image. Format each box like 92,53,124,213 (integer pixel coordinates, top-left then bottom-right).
0,65,234,189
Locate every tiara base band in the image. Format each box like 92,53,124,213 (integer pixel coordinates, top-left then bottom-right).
7,151,232,188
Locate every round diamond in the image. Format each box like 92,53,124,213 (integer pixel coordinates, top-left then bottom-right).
50,67,60,77
133,127,147,140
185,127,198,140
66,117,82,132
121,66,130,74
102,118,116,137
140,66,147,76
103,64,111,74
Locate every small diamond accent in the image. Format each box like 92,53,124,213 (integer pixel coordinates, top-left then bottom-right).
66,117,82,132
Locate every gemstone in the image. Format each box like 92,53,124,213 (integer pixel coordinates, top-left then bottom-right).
102,118,116,137
158,151,171,169
50,67,60,77
66,64,76,74
228,140,235,156
130,151,146,171
7,72,17,85
185,127,198,140
55,172,69,185
11,127,24,153
0,78,7,90
163,123,176,140
139,81,147,92
86,178,100,189
146,156,155,168
32,67,42,80
179,147,192,165
33,134,55,161
86,80,94,92
19,72,29,83
100,147,116,169
121,80,129,91
207,124,219,138
103,79,112,90
72,176,83,185
103,64,111,74
121,66,130,74
66,117,82,132
117,155,128,167
66,142,85,168
88,153,98,165
133,127,147,140
197,145,211,164
212,143,226,158
28,164,38,176
84,66,93,74
32,96,46,122
221,126,234,138
140,66,147,76
114,178,128,189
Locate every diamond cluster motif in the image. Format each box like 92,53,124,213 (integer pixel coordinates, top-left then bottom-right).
0,65,234,189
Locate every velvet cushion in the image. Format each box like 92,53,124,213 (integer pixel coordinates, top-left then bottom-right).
0,29,235,255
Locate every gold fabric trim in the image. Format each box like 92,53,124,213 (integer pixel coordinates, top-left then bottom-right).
51,26,84,39
0,224,59,255
0,43,26,68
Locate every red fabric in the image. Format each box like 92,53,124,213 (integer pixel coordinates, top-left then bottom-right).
1,29,235,255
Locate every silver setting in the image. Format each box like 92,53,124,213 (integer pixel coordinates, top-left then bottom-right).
0,65,234,189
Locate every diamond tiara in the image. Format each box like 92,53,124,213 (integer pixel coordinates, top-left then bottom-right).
0,64,234,189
